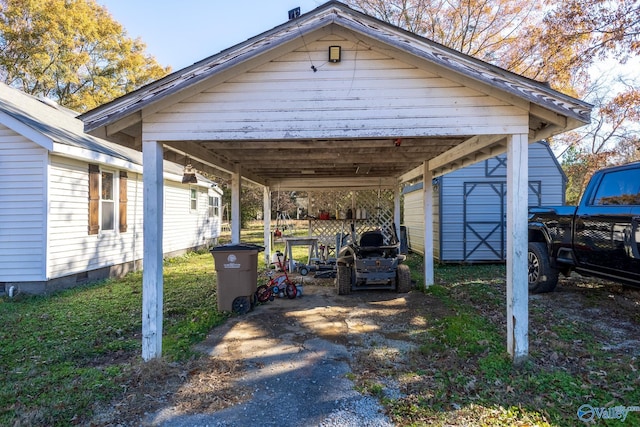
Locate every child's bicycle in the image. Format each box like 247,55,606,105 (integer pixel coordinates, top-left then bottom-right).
256,251,297,302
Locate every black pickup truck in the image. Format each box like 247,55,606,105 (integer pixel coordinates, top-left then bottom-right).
528,162,640,293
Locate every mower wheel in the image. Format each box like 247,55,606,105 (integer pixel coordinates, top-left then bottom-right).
396,264,411,293
336,265,352,295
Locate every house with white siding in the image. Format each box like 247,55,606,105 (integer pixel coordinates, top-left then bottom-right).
0,83,223,294
403,141,566,262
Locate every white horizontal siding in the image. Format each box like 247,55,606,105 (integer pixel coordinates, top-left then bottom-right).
46,155,220,280
163,183,218,253
144,36,528,141
403,183,439,257
0,126,47,281
47,157,148,278
403,189,424,255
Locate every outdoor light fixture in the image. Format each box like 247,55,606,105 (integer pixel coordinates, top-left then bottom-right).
182,164,197,184
328,46,341,63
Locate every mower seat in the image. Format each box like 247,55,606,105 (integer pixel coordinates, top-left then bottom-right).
359,231,385,257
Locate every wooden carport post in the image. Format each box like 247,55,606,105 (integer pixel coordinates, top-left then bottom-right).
394,186,401,239
141,139,164,361
231,166,241,244
506,133,529,364
263,186,271,265
423,162,434,287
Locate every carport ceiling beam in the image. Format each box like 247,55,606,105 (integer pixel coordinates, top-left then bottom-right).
273,177,397,191
163,141,265,185
399,164,425,184
198,138,462,150
230,152,424,162
429,135,506,177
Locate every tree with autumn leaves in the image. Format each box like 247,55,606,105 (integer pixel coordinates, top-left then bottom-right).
0,0,170,112
347,0,640,200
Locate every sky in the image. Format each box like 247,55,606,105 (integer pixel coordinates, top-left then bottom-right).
97,2,639,84
98,0,326,70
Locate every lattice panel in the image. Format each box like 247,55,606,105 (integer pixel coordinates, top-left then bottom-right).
310,220,350,247
354,189,395,241
308,190,396,251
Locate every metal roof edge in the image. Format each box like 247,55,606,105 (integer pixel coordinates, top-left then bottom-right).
0,109,54,151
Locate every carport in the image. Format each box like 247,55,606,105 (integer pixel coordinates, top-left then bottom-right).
80,1,591,364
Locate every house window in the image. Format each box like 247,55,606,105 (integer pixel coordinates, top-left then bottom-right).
88,165,127,235
209,196,219,217
101,171,115,231
190,187,198,211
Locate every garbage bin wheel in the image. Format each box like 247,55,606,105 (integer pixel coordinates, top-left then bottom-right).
285,281,297,299
232,296,251,315
256,285,272,303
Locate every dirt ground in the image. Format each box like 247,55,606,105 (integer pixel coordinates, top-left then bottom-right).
94,273,640,426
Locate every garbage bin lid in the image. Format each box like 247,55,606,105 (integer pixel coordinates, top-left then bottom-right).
210,243,265,252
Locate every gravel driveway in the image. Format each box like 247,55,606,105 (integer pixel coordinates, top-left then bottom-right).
142,282,437,426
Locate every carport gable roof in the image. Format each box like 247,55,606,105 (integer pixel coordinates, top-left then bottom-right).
80,1,591,188
80,1,591,132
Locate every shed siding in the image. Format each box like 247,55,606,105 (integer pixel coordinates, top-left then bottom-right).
404,142,564,261
403,182,439,258
144,37,529,141
0,125,47,281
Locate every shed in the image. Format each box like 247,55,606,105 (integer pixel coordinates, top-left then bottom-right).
79,1,592,362
404,141,566,261
0,83,223,294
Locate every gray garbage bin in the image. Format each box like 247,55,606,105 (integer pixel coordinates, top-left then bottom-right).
210,243,264,314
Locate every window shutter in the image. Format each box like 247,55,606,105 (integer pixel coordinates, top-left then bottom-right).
88,164,100,235
119,171,128,232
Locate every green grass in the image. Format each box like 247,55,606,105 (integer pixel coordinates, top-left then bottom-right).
0,250,227,426
381,259,640,426
0,221,311,425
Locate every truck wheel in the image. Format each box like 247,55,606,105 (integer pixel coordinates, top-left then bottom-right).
396,264,412,293
336,265,352,295
528,242,559,293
